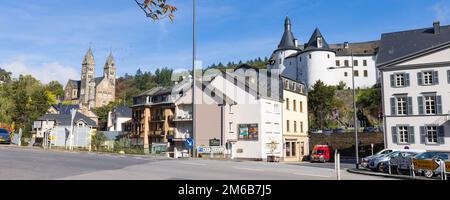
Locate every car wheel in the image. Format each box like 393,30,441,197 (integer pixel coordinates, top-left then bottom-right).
377,163,385,172
423,170,434,178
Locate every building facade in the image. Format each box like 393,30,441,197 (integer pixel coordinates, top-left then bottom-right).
378,21,450,151
64,48,116,110
268,17,379,89
107,106,132,132
282,76,309,162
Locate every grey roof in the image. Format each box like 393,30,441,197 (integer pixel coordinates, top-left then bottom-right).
68,80,81,89
94,77,104,85
304,28,330,50
51,104,81,115
331,41,380,56
38,112,97,127
114,106,132,118
277,17,299,50
377,23,450,66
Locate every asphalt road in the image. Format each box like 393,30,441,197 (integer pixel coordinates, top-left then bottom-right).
0,145,392,180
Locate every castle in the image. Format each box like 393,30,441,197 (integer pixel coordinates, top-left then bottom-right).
64,48,116,110
268,17,380,89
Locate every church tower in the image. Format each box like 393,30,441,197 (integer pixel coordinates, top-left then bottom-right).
80,48,95,106
104,52,116,84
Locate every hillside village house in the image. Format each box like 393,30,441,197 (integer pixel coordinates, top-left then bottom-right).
378,21,450,151
107,106,132,132
268,17,379,89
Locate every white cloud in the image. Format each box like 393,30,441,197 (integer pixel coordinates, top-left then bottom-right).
1,55,80,85
431,1,450,23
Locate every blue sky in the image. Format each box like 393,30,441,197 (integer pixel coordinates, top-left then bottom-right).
0,0,449,84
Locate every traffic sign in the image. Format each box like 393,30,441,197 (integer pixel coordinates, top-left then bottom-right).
185,138,193,149
197,146,225,154
413,159,440,170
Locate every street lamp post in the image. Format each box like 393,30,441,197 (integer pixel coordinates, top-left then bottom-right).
328,47,359,169
192,0,197,158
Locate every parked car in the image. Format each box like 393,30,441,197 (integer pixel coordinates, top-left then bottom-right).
363,127,376,133
389,152,420,175
310,145,333,163
361,149,394,168
367,150,423,172
310,129,322,134
413,152,450,178
0,128,11,144
334,128,345,133
323,128,333,134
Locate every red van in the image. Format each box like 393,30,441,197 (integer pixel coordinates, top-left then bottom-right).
310,145,333,163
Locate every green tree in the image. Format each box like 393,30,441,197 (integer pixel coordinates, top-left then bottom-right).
155,67,173,87
0,68,12,83
308,80,341,129
45,81,65,99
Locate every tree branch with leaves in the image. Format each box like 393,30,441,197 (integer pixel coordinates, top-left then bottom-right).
135,0,177,21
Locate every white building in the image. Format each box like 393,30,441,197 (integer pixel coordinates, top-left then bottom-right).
378,21,450,151
107,106,132,132
268,17,379,89
206,66,284,160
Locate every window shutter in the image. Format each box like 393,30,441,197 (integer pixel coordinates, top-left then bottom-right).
392,126,398,144
433,71,439,85
418,96,424,115
417,72,423,86
405,73,410,87
447,70,450,84
436,96,442,114
438,126,445,144
390,74,395,87
391,98,396,115
420,126,426,144
407,97,413,115
408,126,415,144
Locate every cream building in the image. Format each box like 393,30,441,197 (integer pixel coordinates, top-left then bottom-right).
282,76,309,162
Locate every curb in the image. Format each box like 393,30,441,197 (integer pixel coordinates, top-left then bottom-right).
346,169,432,180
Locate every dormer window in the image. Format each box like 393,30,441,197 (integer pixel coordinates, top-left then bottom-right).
317,37,323,48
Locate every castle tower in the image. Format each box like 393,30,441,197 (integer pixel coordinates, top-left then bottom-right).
80,48,95,106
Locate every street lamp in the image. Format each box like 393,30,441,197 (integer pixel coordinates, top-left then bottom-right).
328,46,360,169
191,0,197,158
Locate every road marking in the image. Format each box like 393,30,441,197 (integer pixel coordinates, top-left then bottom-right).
292,172,331,178
180,162,208,166
234,167,265,172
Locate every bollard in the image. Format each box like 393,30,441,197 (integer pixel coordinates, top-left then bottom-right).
388,159,392,175
410,159,415,179
335,150,341,180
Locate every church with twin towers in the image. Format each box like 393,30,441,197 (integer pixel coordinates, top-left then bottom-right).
64,48,117,110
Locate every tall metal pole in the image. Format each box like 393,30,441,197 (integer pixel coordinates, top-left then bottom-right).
351,49,359,169
191,0,196,158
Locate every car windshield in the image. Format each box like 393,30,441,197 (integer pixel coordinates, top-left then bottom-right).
415,152,438,159
313,150,325,155
376,149,392,155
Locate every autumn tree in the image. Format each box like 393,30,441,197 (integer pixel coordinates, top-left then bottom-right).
137,0,177,21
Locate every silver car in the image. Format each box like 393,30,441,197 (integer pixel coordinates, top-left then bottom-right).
361,149,393,168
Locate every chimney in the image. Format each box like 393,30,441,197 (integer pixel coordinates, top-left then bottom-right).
434,21,440,34
294,39,299,47
344,42,349,49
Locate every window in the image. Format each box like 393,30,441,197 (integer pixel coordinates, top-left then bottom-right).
397,97,407,115
228,122,234,133
363,60,367,66
279,59,282,64
344,72,348,77
274,123,281,132
354,70,359,77
364,70,368,77
309,54,312,59
336,60,340,66
344,60,349,66
299,57,302,62
274,104,280,114
396,73,405,87
327,54,330,59
426,126,438,144
423,71,433,85
300,101,303,113
285,142,291,157
293,100,297,111
425,96,436,114
285,80,290,89
294,121,297,133
286,98,290,110
286,120,290,132
265,102,272,113
354,60,359,66
292,142,297,157
285,142,297,157
398,126,409,144
292,82,296,91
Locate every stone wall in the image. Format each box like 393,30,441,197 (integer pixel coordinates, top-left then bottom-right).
309,132,385,157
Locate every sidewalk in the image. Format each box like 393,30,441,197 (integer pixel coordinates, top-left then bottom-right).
347,168,436,180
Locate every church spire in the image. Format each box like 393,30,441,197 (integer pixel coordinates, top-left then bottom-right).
278,16,297,50
285,16,291,31
82,48,95,65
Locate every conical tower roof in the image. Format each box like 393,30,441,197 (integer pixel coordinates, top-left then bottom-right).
82,48,95,65
277,16,298,50
104,52,115,68
304,28,329,50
